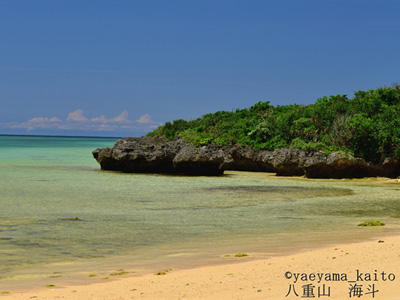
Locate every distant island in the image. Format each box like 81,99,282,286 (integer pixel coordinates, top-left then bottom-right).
93,85,400,178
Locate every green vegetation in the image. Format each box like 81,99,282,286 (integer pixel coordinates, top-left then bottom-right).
88,274,96,277
0,291,9,295
234,253,248,257
154,268,172,275
45,284,55,288
154,271,167,275
148,85,400,163
109,269,129,276
358,220,385,226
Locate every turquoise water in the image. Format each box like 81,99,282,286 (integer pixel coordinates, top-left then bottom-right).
1,135,400,287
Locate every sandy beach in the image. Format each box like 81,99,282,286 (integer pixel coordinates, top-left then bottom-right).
2,0,400,298
3,234,400,300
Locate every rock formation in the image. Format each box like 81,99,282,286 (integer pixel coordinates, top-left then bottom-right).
92,136,225,175
93,137,400,178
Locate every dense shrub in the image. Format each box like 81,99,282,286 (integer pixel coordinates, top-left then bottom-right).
147,85,400,162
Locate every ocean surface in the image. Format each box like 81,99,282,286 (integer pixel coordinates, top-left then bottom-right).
1,135,400,288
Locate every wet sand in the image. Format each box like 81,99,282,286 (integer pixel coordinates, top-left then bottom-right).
4,234,400,299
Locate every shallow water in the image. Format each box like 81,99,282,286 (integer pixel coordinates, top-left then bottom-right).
1,135,400,288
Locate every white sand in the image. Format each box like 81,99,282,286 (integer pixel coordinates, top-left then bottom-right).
4,235,400,299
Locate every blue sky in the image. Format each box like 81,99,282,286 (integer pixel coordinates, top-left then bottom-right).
1,0,399,137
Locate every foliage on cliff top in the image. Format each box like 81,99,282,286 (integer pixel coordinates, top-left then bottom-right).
148,85,400,163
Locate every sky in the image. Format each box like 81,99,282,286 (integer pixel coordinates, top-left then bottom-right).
0,0,399,137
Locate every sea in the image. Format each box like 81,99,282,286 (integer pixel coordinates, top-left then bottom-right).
1,135,400,289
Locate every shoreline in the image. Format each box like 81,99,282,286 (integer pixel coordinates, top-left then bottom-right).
3,233,400,299
2,220,399,292
2,170,400,298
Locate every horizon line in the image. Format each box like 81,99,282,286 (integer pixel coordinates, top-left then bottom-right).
0,133,127,139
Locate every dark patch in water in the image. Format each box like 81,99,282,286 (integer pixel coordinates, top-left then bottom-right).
204,185,353,196
60,217,82,222
145,204,257,211
10,240,42,248
276,216,307,220
31,179,51,182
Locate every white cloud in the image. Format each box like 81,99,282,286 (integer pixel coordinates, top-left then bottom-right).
49,117,61,122
91,115,108,123
91,110,129,124
5,109,160,132
112,110,129,123
67,109,87,121
9,116,62,131
29,117,61,123
136,113,153,124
